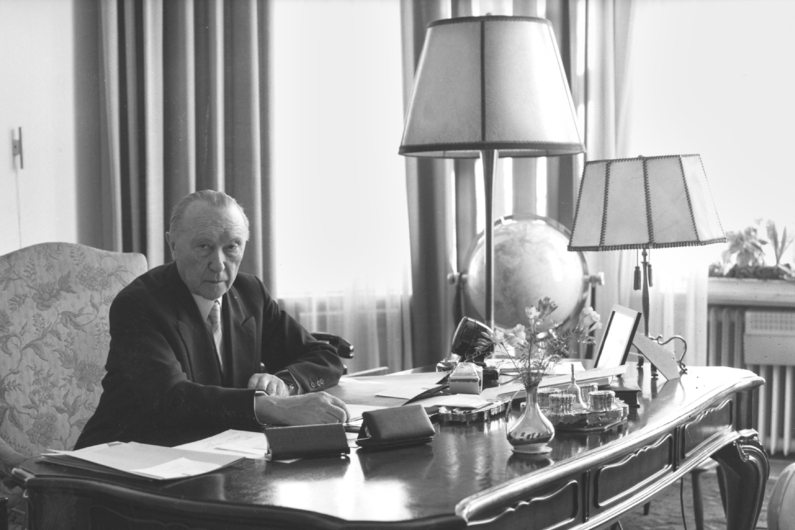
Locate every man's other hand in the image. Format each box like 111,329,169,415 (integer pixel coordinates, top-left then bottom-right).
247,373,290,396
255,392,349,426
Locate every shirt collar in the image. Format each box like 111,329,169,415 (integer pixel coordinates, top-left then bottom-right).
191,293,222,322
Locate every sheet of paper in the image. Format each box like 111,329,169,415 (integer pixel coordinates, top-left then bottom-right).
176,429,268,459
132,457,222,480
345,432,360,449
548,361,586,374
346,403,386,418
481,365,629,401
43,441,242,481
344,403,386,432
409,394,492,408
496,360,585,374
376,384,442,400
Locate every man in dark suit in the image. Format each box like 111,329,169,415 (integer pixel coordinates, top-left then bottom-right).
76,190,347,448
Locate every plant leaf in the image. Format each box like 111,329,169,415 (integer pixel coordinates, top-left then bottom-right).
768,220,780,254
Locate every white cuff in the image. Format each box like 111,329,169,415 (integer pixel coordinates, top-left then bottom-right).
253,390,268,426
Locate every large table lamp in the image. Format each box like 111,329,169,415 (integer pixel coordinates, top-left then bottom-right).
567,154,727,373
399,15,585,331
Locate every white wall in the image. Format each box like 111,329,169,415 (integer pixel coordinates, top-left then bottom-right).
0,0,100,256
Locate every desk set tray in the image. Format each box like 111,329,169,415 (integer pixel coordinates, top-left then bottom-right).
436,400,509,423
542,401,630,433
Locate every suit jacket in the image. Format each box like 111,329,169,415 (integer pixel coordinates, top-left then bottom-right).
75,262,344,448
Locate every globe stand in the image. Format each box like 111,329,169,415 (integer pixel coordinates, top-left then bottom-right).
457,216,589,334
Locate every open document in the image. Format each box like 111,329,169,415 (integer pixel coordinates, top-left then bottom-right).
42,441,243,481
176,429,269,459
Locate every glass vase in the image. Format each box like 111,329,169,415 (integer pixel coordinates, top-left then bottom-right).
507,381,555,454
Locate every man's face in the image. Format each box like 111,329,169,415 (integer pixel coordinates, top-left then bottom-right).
166,202,248,300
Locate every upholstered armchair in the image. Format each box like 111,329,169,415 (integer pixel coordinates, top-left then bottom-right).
0,243,147,528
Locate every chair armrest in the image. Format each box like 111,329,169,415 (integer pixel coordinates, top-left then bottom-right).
312,332,354,359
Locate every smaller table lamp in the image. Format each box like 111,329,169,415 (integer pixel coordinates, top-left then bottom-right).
567,154,726,374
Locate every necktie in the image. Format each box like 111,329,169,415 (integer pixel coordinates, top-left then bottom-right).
207,300,224,371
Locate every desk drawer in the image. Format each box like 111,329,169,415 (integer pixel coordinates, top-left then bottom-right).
470,477,583,530
680,399,733,459
591,433,675,511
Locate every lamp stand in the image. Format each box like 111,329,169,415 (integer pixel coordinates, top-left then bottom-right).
640,248,650,338
481,149,498,331
637,248,659,378
632,248,691,378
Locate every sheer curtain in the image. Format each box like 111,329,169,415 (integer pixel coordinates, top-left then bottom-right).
271,0,412,374
618,0,795,366
579,0,637,355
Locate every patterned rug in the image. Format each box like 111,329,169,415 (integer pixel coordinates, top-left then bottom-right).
617,458,790,529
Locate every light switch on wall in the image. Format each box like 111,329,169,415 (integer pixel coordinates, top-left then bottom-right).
11,127,23,169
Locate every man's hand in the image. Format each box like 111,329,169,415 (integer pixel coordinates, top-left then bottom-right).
247,373,290,396
255,392,349,426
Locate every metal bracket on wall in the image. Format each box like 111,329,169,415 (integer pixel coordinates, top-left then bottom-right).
12,127,23,169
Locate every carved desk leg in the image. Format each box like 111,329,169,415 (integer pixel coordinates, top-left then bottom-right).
711,430,769,530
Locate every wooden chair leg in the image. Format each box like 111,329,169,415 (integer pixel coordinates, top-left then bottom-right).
692,470,706,530
0,496,7,530
716,464,727,513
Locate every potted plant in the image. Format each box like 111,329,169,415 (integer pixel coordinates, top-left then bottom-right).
710,219,794,280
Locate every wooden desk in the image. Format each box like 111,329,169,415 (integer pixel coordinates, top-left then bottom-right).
15,366,768,530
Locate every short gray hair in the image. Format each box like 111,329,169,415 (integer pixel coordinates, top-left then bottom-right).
169,190,250,240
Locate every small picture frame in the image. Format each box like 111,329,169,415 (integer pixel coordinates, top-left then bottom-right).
593,305,642,370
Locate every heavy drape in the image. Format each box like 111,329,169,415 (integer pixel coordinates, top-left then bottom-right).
401,0,457,368
98,0,411,374
98,0,274,286
578,0,637,354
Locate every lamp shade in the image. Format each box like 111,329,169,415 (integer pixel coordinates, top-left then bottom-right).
568,154,726,251
398,16,584,159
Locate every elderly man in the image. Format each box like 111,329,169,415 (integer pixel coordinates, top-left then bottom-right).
76,190,348,448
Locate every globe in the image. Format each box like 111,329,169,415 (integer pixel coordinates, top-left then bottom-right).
462,215,589,331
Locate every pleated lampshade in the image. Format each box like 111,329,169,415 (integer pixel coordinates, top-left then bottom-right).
568,154,726,251
398,15,584,159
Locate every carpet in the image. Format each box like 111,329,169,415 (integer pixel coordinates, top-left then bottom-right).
616,458,790,529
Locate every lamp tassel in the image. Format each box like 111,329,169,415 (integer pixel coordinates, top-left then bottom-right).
633,265,641,291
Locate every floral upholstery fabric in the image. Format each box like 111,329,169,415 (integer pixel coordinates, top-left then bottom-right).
0,243,147,459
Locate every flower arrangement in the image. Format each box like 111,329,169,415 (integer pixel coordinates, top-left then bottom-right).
475,297,602,388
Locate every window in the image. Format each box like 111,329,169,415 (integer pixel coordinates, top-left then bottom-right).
625,0,795,264
271,0,408,298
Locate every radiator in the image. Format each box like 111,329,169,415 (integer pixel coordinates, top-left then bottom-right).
708,306,795,456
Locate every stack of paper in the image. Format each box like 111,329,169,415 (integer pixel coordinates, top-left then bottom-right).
42,440,245,481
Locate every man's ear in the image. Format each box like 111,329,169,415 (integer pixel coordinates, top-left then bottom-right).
165,232,177,258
